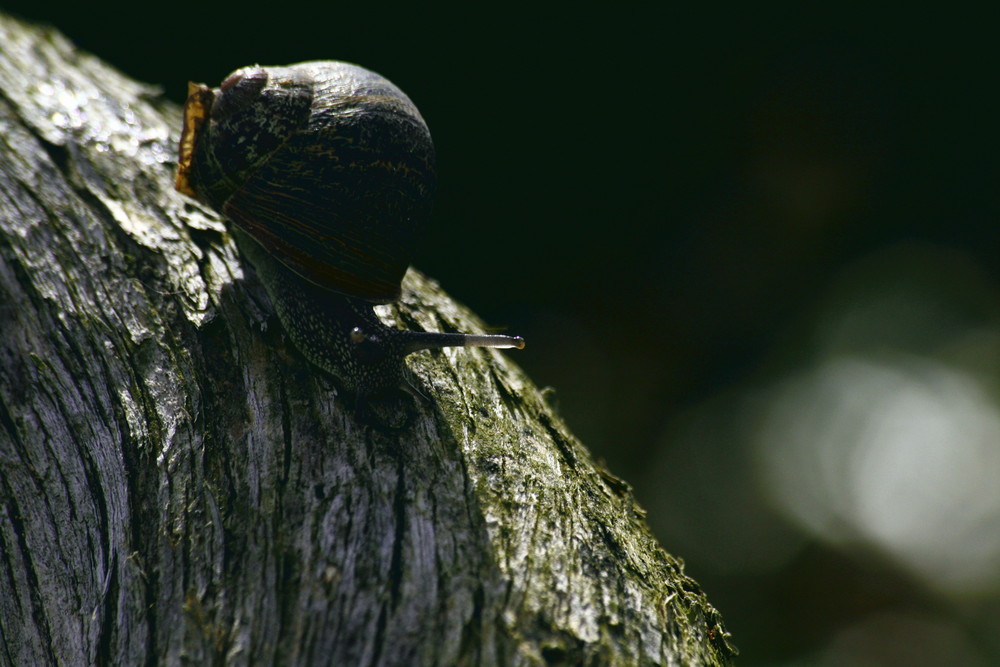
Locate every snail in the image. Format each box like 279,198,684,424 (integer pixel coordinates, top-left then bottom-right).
175,61,523,397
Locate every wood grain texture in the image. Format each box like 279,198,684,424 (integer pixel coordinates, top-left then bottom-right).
0,14,734,666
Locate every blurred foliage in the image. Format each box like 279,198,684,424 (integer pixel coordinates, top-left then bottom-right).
3,3,996,663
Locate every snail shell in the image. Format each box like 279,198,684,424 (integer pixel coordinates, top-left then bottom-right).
176,60,436,302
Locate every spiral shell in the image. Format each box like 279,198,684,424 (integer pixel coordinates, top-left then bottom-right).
176,61,436,302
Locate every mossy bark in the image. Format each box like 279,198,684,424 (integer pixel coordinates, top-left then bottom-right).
0,14,735,666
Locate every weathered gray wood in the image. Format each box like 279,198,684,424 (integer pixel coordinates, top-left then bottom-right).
0,14,734,666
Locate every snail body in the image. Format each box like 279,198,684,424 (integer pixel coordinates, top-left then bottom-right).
176,61,522,396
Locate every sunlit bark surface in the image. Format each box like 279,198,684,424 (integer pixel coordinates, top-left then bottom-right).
0,14,734,666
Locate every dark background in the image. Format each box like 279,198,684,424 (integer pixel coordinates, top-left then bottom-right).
5,3,997,663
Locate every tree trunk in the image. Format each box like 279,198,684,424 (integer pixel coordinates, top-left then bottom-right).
0,14,734,666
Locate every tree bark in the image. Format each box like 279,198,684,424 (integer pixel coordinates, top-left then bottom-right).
0,14,734,666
